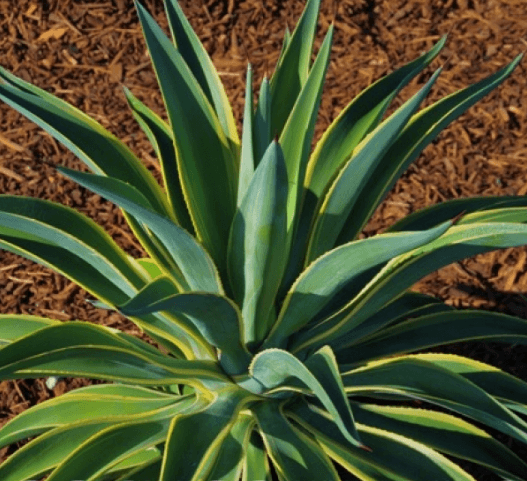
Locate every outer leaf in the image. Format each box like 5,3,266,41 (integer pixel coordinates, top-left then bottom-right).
0,314,56,346
0,399,196,481
228,140,289,345
337,54,523,244
0,322,228,387
253,402,340,481
266,220,452,347
335,310,527,366
243,432,272,481
296,221,527,353
0,67,169,217
120,290,251,375
249,348,363,447
254,77,271,166
413,353,527,413
352,403,527,480
136,2,237,273
342,357,527,445
280,27,333,237
0,384,179,448
105,446,162,480
389,195,527,232
269,0,321,137
160,388,253,481
306,68,442,262
123,87,194,232
164,0,239,150
57,166,222,294
289,400,475,481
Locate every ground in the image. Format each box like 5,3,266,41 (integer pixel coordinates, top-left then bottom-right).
0,0,526,478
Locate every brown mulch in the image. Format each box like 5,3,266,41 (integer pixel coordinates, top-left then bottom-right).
0,0,527,478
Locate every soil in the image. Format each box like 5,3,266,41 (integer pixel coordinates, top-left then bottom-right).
0,0,526,479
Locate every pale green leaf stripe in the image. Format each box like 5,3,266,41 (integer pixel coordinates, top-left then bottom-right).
207,415,254,481
253,402,340,481
306,68,442,263
342,357,527,445
268,220,452,348
120,290,251,375
335,310,527,366
243,432,272,481
250,348,363,447
0,196,144,295
133,257,165,280
280,26,333,237
136,2,237,273
296,221,527,353
160,388,252,481
123,87,194,233
237,64,255,207
413,353,527,412
47,419,170,481
229,140,289,345
0,67,169,218
337,54,523,244
57,167,223,294
0,384,180,448
254,77,271,166
289,401,475,481
352,403,527,481
0,399,196,481
0,314,56,345
305,36,446,203
389,195,527,232
269,0,321,137
164,0,240,150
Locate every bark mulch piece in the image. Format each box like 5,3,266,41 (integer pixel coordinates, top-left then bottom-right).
1,0,527,478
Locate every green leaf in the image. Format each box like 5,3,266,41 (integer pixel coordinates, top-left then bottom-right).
0,195,144,296
253,401,340,481
267,220,452,348
306,68,442,262
389,195,527,232
0,314,56,346
0,67,170,218
160,388,253,481
249,348,363,447
254,77,271,166
228,140,289,345
289,399,475,481
342,357,527,445
123,87,194,233
353,403,527,480
207,414,254,481
119,289,251,375
269,0,321,137
243,432,272,481
0,384,179,448
237,64,256,207
337,54,523,244
164,0,239,151
296,221,527,354
0,322,228,387
105,446,162,480
335,310,527,367
280,26,333,239
57,167,223,294
136,1,237,274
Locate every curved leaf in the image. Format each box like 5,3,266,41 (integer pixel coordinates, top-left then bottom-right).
250,348,362,447
0,314,56,346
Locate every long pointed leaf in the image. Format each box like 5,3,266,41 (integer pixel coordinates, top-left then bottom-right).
136,2,237,273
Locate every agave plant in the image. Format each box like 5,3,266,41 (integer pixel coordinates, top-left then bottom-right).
0,0,526,479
